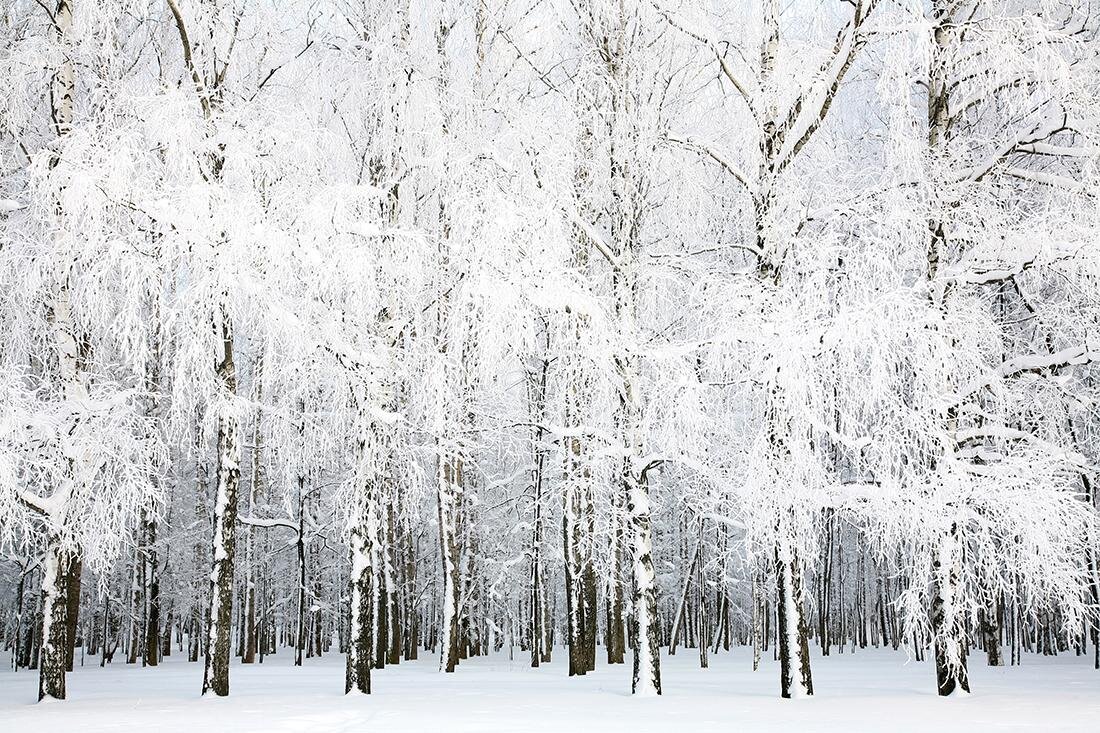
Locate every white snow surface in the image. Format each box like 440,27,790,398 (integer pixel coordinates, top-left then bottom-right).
2,648,1097,732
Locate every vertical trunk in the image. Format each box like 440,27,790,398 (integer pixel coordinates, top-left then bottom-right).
697,539,708,669
141,308,164,669
201,324,241,696
346,518,373,693
528,361,547,668
295,476,307,667
606,500,626,664
876,561,889,648
404,515,419,661
144,518,160,667
669,540,701,655
581,487,598,672
713,591,729,654
19,570,35,670
819,511,833,655
242,363,263,664
458,500,477,660
190,454,207,664
931,523,970,695
530,538,542,668
757,0,813,697
161,608,173,658
371,497,387,669
628,466,661,696
101,600,115,666
981,598,1003,667
1089,532,1100,671
37,0,77,702
541,574,554,663
346,393,374,694
164,0,240,697
432,10,462,677
258,555,270,663
437,455,462,672
371,490,395,668
926,2,969,698
775,534,813,698
562,330,592,678
38,541,70,701
98,595,110,665
63,558,81,671
13,568,26,670
386,502,401,665
312,566,324,658
563,469,586,676
127,550,142,664
763,374,813,697
752,570,762,671
241,537,257,664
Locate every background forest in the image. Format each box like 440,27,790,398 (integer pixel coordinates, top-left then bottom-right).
1,0,1098,713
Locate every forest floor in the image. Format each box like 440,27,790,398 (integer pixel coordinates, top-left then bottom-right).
1,646,1097,732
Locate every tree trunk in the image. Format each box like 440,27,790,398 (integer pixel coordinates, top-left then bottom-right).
581,487,597,672
346,514,373,693
64,557,81,672
669,539,702,655
775,535,813,698
931,524,970,696
346,391,376,694
201,327,241,696
126,551,142,664
13,567,27,670
39,542,70,701
386,502,401,665
562,335,593,678
981,600,1003,667
296,474,307,668
529,439,546,667
628,466,661,696
606,503,626,665
144,517,160,667
403,514,419,661
242,365,263,664
697,537,709,668
563,473,586,677
372,498,388,668
437,455,462,672
37,0,76,703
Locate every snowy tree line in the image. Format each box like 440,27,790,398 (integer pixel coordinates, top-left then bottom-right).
0,0,1098,703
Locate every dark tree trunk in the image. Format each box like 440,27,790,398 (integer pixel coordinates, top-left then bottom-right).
14,569,27,670
581,489,597,672
386,502,402,666
63,557,81,672
295,481,307,668
144,518,160,667
126,552,141,665
606,497,626,664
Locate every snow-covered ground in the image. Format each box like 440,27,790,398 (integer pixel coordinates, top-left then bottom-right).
2,648,1097,732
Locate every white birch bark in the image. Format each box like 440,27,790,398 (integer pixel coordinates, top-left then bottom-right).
37,0,79,701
